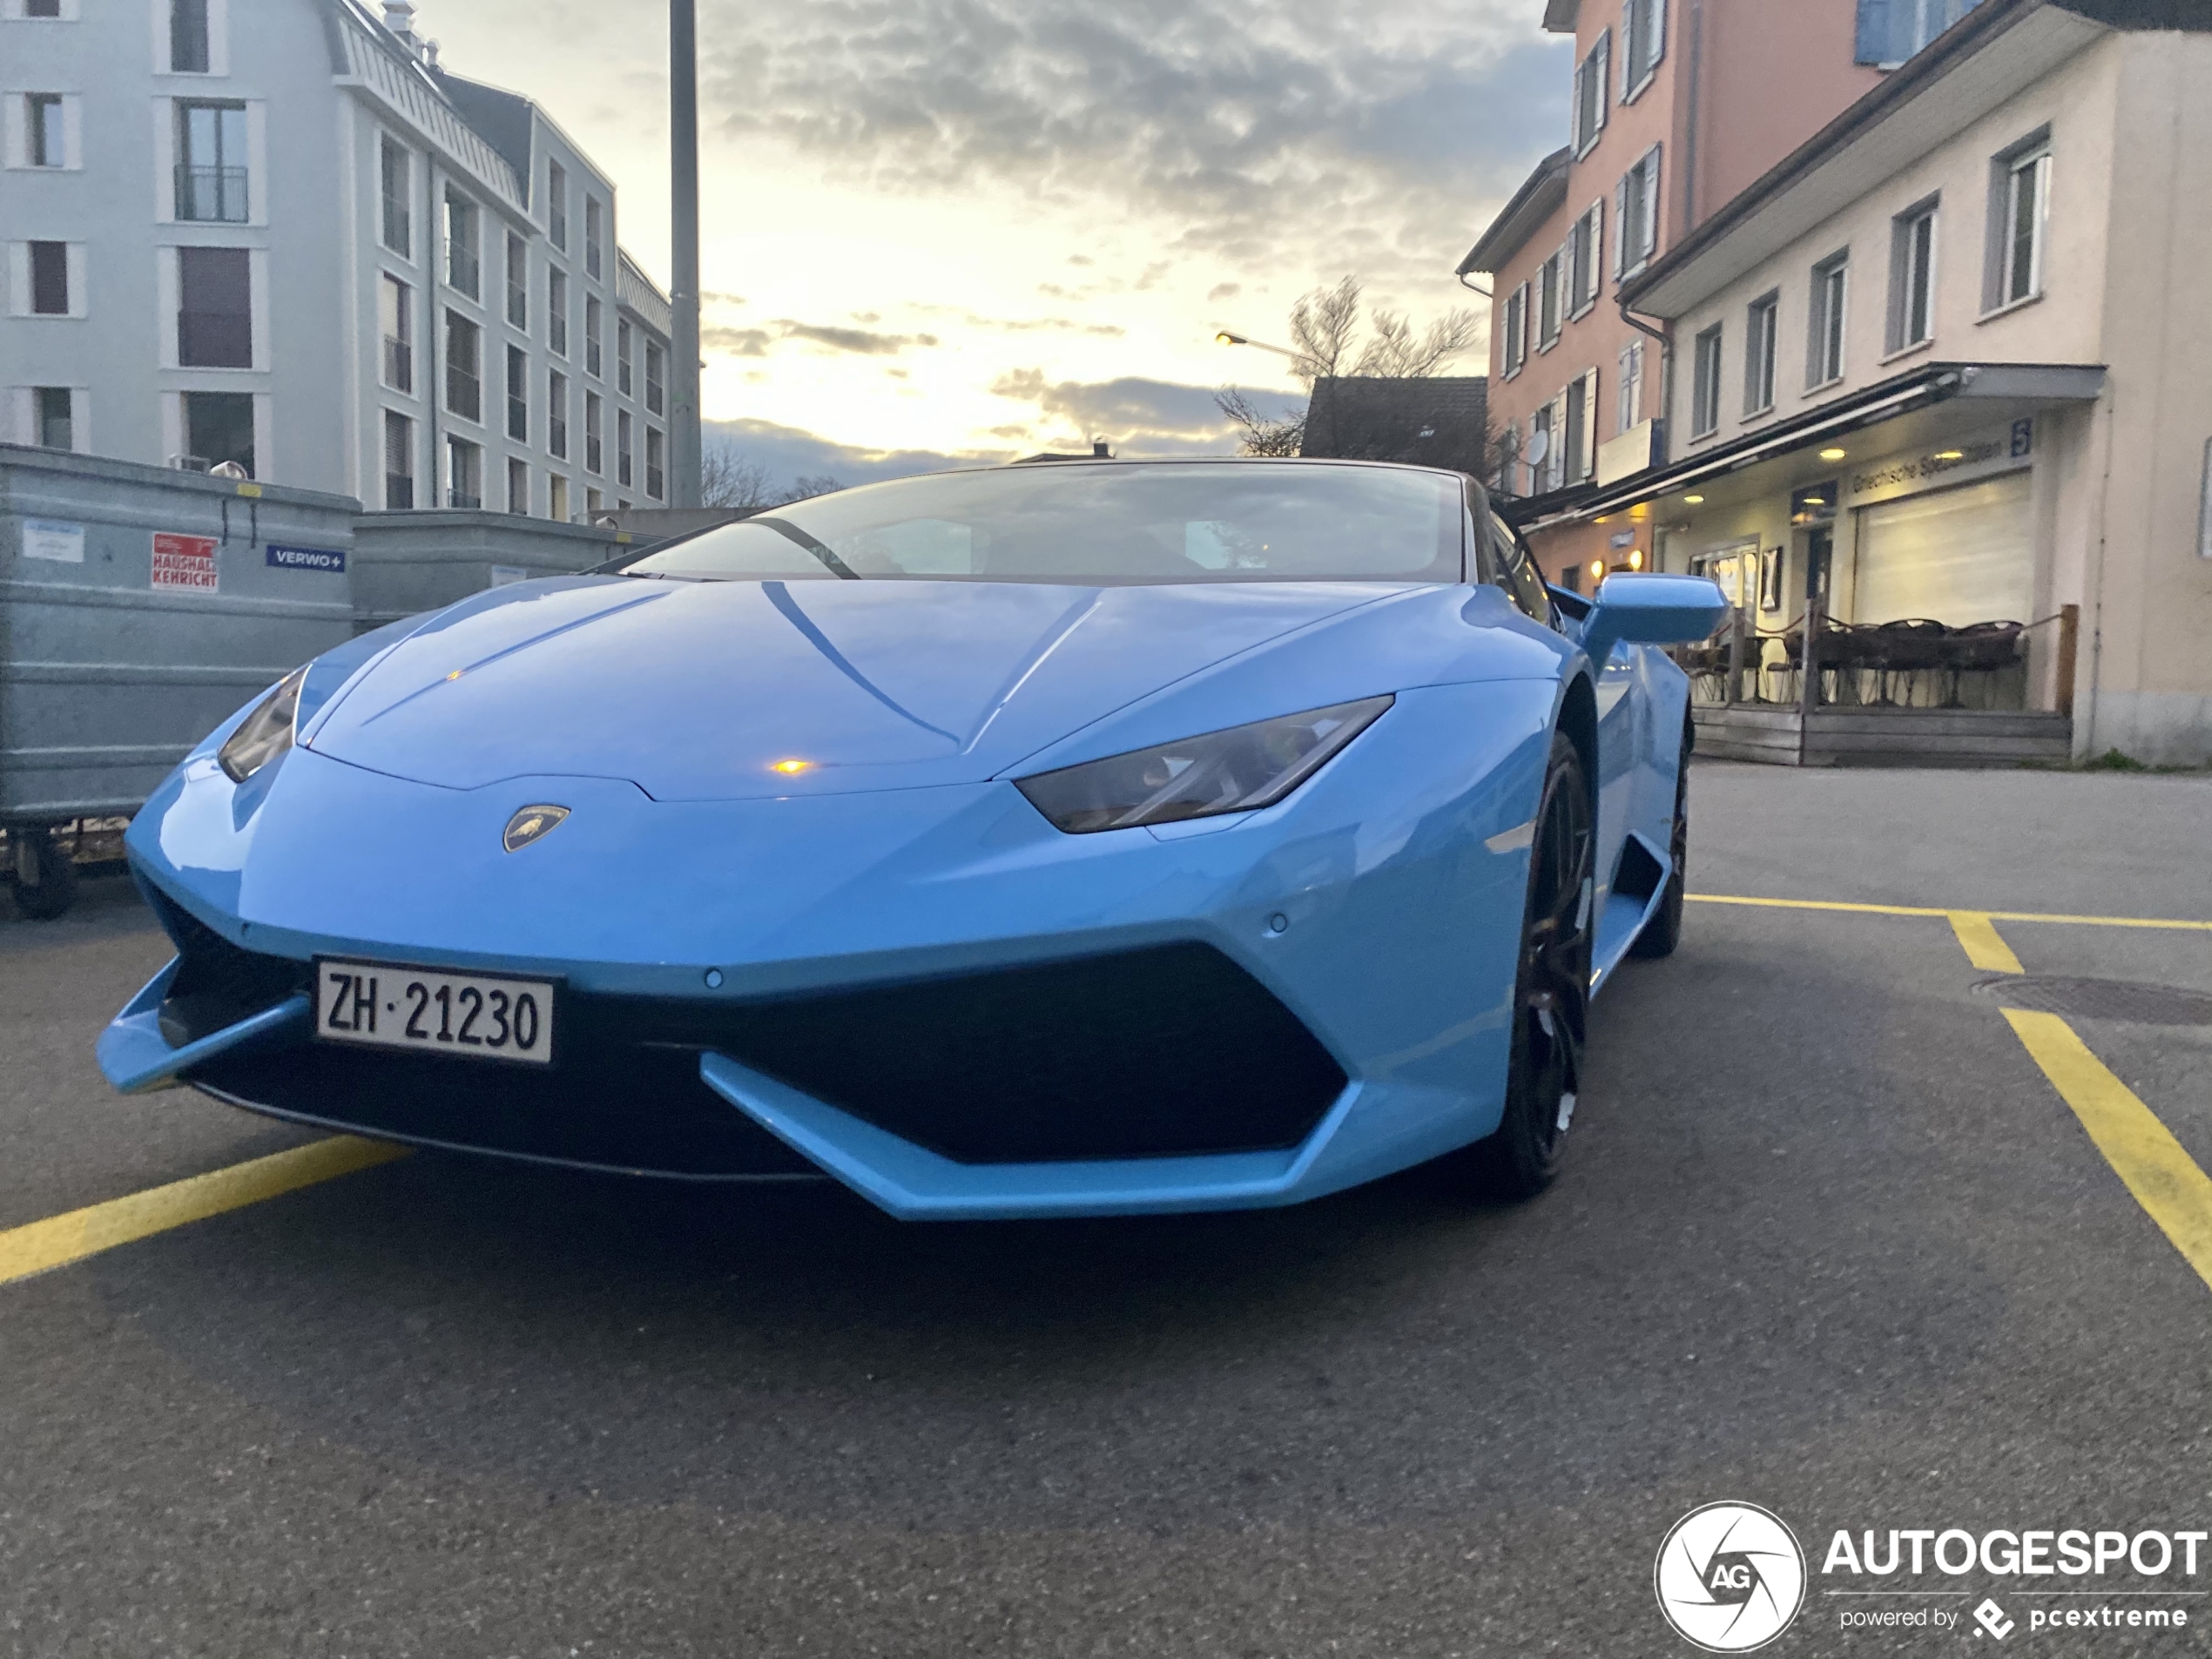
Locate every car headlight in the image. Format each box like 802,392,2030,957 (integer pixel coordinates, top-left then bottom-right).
217,665,307,784
1015,695,1393,834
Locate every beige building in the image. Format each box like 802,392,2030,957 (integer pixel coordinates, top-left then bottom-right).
1536,0,2212,764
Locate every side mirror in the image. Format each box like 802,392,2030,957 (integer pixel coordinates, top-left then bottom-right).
1581,573,1730,666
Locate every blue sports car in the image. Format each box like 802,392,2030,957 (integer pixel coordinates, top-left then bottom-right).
99,459,1724,1219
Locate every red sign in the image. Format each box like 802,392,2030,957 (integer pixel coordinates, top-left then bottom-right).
151,532,219,593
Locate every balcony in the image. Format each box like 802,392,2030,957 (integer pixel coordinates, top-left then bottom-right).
446,368,481,424
175,164,247,224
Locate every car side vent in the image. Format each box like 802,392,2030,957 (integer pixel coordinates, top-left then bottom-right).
151,895,307,1048
1612,835,1668,907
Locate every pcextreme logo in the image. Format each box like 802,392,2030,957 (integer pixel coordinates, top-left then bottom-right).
1656,1502,1809,1652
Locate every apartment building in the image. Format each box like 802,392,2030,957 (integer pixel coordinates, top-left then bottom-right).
1563,0,2211,763
0,0,673,521
1457,0,1987,587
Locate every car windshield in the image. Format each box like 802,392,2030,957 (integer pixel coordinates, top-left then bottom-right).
620,462,1466,585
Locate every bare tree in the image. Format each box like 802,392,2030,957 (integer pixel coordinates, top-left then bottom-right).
1217,276,1483,460
1212,387,1306,457
701,444,846,510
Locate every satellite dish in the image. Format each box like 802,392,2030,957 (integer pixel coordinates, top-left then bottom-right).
1522,430,1551,466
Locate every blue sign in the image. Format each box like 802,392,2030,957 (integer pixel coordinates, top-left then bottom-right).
266,543,347,573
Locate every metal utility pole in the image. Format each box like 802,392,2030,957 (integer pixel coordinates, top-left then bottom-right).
669,0,703,507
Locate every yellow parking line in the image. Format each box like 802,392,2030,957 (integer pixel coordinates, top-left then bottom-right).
1689,894,2212,932
0,1136,406,1287
2001,1009,2212,1295
1948,912,2025,974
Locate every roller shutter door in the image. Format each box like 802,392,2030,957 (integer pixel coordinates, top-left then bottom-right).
1850,470,2033,625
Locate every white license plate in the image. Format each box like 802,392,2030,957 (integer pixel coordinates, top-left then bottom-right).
315,958,556,1066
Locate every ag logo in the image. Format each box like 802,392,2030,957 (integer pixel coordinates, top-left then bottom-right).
1655,1501,1806,1652
502,804,570,853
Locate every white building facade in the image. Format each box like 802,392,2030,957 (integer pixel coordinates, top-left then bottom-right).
1,0,673,521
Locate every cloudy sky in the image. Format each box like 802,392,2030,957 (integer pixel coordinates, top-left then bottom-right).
415,0,1568,488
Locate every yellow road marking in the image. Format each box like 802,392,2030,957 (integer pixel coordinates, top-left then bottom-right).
0,1136,406,1287
2001,1009,2212,1295
1689,894,2212,932
1948,912,2025,974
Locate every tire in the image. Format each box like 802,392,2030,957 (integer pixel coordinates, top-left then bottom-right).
1466,732,1594,1201
1628,720,1691,960
10,828,79,921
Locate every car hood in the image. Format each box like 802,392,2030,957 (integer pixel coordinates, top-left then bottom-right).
301,576,1404,799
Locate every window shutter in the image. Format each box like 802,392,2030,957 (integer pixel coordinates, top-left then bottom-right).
1611,184,1626,280
1581,369,1601,479
1595,33,1610,134
1643,143,1662,261
1549,391,1569,489
1649,0,1667,70
1622,1,1636,93
1855,0,1894,63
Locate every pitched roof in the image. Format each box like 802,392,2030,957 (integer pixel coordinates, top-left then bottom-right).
1300,376,1489,472
1458,147,1574,276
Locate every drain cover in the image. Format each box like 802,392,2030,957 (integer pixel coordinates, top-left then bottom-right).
1973,974,2212,1028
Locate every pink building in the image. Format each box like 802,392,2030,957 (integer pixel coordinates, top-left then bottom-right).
1460,0,1892,590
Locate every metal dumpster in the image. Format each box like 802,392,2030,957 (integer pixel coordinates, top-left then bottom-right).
0,444,359,917
349,510,632,633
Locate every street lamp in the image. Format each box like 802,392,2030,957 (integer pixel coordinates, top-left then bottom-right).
669,0,703,508
1214,330,1303,366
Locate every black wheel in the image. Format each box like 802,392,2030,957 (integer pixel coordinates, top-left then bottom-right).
1467,732,1594,1200
1628,720,1691,960
10,828,78,921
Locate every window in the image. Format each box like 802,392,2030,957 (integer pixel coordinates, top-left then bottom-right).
169,0,208,72
507,455,529,516
617,318,633,395
1621,0,1667,96
505,343,528,441
25,0,64,16
1855,0,1985,67
583,195,603,279
446,435,482,509
586,486,603,517
1531,400,1557,491
583,391,602,473
443,188,480,297
505,231,527,327
617,408,632,487
1493,420,1519,493
584,295,602,377
383,408,413,509
1807,252,1847,387
1568,201,1603,316
1743,291,1778,415
184,390,253,475
379,273,411,392
30,240,70,314
1691,323,1723,437
548,369,568,457
379,138,410,257
1573,30,1610,155
547,160,567,249
1986,138,2049,312
1487,516,1552,622
645,426,664,500
1501,281,1528,377
1887,197,1938,353
1563,370,1595,485
547,267,567,355
1617,340,1644,431
35,386,72,450
174,101,247,222
27,93,64,166
548,472,568,522
645,341,664,415
445,310,481,421
1615,145,1661,277
1537,250,1563,349
178,246,250,366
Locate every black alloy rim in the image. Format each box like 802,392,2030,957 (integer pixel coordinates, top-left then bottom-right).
1518,769,1592,1157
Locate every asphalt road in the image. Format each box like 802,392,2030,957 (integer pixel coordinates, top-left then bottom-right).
3,761,2210,1657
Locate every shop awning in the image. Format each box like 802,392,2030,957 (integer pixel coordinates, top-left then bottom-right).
1527,362,2104,530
